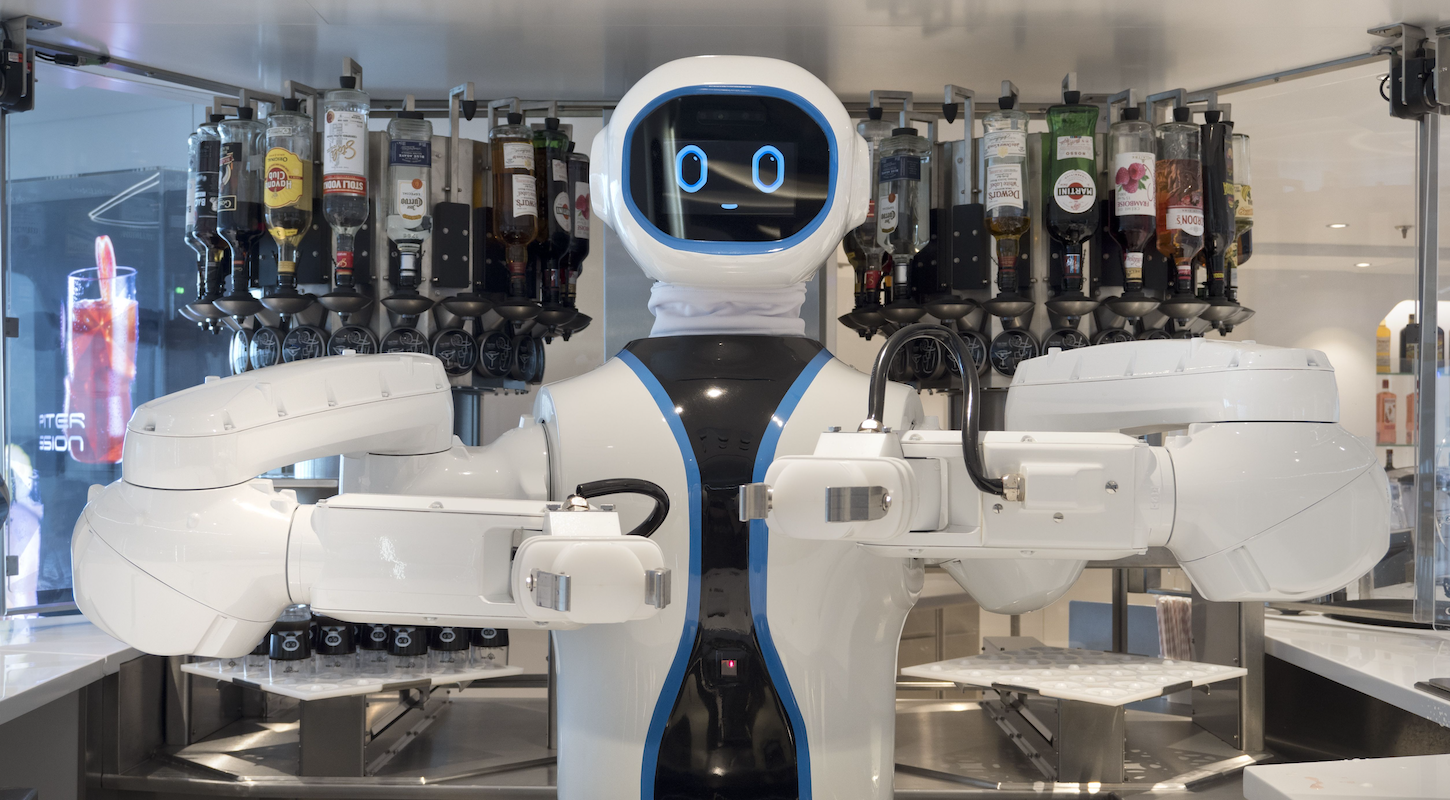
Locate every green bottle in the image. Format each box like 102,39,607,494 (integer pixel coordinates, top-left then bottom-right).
1043,90,1100,294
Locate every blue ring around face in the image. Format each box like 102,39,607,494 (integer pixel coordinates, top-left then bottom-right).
752,145,785,193
622,84,839,256
675,145,708,193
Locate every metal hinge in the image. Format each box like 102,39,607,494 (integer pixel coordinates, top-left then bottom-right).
527,569,571,612
738,483,772,521
4,317,17,338
825,486,891,522
644,568,671,609
1002,473,1025,503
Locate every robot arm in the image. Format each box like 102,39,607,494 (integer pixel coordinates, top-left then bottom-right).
756,330,1389,610
73,353,672,658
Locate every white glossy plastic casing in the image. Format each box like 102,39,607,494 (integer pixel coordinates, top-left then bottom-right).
589,55,871,289
1005,339,1338,434
124,353,454,490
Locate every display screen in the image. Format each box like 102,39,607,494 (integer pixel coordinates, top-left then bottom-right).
628,94,830,242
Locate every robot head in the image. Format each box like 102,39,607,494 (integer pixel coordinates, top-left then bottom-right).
591,56,870,289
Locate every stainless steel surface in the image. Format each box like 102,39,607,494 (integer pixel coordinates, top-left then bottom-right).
1057,699,1127,783
737,482,772,521
643,568,671,609
1190,594,1264,752
299,696,366,777
528,570,570,612
826,485,890,522
1111,570,1129,654
1413,107,1441,627
545,637,558,752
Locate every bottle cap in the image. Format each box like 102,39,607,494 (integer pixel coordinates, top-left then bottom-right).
388,625,428,656
891,127,915,136
1120,107,1141,121
312,615,356,655
545,117,560,130
358,623,390,651
868,106,883,120
268,617,312,661
250,637,270,656
568,141,577,153
237,107,255,120
1384,379,1390,388
209,114,226,123
339,76,357,89
507,111,523,125
1063,90,1081,105
1204,109,1222,123
397,109,424,119
429,626,470,652
470,627,510,648
282,98,301,112
1173,106,1192,123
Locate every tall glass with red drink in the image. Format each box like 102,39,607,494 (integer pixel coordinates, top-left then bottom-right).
64,263,138,464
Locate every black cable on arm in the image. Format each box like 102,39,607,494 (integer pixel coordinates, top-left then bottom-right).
863,322,1005,497
573,478,671,538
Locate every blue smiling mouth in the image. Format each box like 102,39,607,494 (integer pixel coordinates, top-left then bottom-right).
720,203,738,210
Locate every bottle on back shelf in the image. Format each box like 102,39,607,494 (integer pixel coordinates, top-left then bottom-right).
1385,449,1394,470
1407,389,1417,443
1377,319,1392,374
1376,379,1397,446
1400,313,1420,373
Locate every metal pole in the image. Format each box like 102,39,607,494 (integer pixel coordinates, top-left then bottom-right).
0,109,9,617
547,632,558,750
1413,110,1440,626
1111,569,1128,653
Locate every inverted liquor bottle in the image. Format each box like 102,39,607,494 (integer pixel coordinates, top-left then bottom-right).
184,116,226,322
980,90,1034,320
843,106,894,326
1230,132,1253,293
1042,89,1100,319
318,76,371,315
261,98,315,315
875,124,931,323
214,108,267,318
382,109,435,316
533,118,576,327
1103,106,1159,321
1197,109,1238,322
1154,106,1208,321
563,149,592,334
491,112,540,321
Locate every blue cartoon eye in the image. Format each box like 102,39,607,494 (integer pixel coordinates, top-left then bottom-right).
675,145,707,193
752,145,784,193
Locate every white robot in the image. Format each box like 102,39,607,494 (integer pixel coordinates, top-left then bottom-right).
72,56,1388,799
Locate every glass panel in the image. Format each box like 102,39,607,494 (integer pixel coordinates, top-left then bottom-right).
2,69,227,613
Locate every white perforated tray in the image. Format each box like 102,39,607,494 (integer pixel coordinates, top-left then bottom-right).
900,645,1245,706
182,659,524,701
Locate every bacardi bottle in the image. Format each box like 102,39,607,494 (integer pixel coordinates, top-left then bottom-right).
215,108,267,318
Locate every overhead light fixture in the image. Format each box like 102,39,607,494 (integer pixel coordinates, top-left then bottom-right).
1327,223,1349,229
1355,262,1371,267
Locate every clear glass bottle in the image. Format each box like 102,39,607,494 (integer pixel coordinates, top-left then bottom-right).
358,623,392,676
263,98,314,298
491,112,540,300
470,627,509,669
428,626,471,674
215,108,267,317
843,107,894,308
185,117,226,312
982,94,1031,297
1043,91,1100,294
565,149,591,309
385,109,434,297
312,615,357,679
322,76,371,291
1229,132,1253,291
267,605,314,682
389,624,429,675
875,126,931,306
1106,106,1155,293
1154,106,1204,295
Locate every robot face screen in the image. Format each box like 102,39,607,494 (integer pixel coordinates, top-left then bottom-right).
627,93,832,242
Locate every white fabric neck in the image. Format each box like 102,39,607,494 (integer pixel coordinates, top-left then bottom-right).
647,282,808,338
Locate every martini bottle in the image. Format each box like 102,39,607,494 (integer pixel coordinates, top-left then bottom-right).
1043,90,1099,306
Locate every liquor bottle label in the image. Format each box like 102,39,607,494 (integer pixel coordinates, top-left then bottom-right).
264,147,308,209
389,139,432,167
552,158,568,183
197,141,219,219
511,173,537,217
878,190,899,233
1057,135,1094,160
396,177,427,221
985,163,1024,212
323,110,366,178
1124,251,1143,282
503,142,534,171
983,130,1026,159
218,141,241,211
879,155,921,182
1235,183,1253,218
553,191,571,229
1052,169,1096,213
267,125,295,138
1166,206,1205,236
185,175,199,228
1112,152,1154,216
573,181,591,239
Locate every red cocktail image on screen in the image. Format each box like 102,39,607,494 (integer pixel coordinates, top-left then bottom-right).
64,236,138,464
